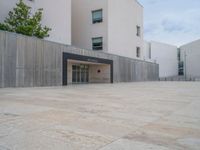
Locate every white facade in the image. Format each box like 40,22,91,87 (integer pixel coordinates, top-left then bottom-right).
143,41,152,61
180,39,200,78
72,0,108,51
0,0,71,45
72,0,144,59
144,41,178,78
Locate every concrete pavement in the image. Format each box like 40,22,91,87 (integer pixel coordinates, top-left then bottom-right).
0,82,200,150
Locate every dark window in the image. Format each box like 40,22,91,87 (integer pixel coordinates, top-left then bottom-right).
92,37,103,50
178,61,184,75
177,48,181,61
72,64,89,83
149,43,151,59
92,9,103,24
136,26,141,37
136,47,141,58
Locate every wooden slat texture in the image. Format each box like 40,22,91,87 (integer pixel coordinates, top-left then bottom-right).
4,32,17,87
0,31,5,87
24,37,36,87
16,35,26,87
34,39,44,86
0,30,159,88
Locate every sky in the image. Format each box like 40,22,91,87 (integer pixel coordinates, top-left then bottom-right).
138,0,200,46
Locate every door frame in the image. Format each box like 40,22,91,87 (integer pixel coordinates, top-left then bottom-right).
72,64,89,84
63,52,113,85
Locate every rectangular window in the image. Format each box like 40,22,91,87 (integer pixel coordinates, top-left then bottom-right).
178,61,184,75
92,37,103,50
136,26,141,37
72,65,89,83
136,47,141,58
177,48,181,61
92,9,103,24
149,43,151,59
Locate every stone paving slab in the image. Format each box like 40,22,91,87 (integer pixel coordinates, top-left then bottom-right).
99,139,171,150
0,82,200,150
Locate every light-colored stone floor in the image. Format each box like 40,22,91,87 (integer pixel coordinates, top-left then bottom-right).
0,82,200,150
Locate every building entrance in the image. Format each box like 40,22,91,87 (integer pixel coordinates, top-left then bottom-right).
72,64,89,83
63,52,113,85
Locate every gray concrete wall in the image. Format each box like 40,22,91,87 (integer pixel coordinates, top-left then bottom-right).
0,31,159,88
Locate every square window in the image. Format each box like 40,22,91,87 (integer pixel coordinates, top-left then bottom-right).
92,9,103,24
136,25,141,37
136,47,141,58
92,37,103,50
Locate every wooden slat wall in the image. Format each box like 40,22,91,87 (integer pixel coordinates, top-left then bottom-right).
0,30,159,88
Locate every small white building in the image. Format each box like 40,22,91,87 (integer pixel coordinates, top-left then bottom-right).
179,39,200,79
0,0,71,45
72,0,144,59
144,41,178,78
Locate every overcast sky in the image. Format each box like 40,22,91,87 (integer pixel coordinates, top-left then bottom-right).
138,0,200,46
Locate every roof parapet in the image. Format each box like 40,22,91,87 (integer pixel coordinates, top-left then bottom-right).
135,0,143,8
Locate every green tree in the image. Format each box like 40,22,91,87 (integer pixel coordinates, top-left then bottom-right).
0,0,51,38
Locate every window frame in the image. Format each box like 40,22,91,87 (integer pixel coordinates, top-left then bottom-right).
136,47,141,58
136,25,141,37
92,37,103,50
92,9,103,24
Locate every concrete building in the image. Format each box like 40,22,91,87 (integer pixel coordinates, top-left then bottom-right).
179,39,200,79
144,41,178,78
143,41,153,62
72,0,144,59
0,0,71,45
0,1,159,88
0,31,158,88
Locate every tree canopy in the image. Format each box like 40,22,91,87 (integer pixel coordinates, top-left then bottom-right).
0,0,51,38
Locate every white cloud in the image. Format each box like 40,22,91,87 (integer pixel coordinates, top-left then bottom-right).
139,0,200,46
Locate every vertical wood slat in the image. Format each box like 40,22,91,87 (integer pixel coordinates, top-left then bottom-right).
24,37,37,87
0,31,5,88
35,39,44,86
43,41,51,86
55,45,62,86
4,32,17,87
16,35,25,87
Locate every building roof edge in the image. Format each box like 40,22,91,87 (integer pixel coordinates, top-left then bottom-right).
135,0,143,8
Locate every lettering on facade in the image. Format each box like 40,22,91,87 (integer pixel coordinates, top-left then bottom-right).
87,58,98,63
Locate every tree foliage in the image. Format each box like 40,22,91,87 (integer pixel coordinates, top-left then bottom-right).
0,0,51,38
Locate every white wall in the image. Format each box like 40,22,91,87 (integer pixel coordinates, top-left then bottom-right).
143,41,152,61
89,64,110,83
108,0,144,59
72,0,144,59
180,39,200,78
146,41,178,78
0,0,71,45
72,0,108,51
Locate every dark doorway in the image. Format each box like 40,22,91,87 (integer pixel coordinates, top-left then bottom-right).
72,64,89,84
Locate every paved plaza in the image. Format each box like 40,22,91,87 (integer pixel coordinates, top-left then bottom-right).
0,82,200,150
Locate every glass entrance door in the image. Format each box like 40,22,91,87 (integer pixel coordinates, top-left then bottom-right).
72,64,89,83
